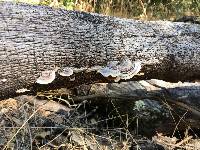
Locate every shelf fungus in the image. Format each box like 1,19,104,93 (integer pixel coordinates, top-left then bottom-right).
98,61,121,78
119,60,141,80
36,70,56,84
58,67,73,77
98,58,141,82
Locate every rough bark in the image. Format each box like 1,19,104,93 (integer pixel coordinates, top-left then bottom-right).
0,1,200,98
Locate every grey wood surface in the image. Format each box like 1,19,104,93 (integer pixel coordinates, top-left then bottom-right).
0,1,200,98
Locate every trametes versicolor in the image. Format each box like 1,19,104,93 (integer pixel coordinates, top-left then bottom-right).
36,57,141,84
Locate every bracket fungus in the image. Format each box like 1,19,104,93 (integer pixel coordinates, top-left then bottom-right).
36,70,56,84
119,60,141,80
58,67,73,77
98,57,141,82
98,61,121,77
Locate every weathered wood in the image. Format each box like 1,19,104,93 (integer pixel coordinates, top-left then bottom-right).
73,80,200,118
70,80,200,134
36,79,200,134
0,2,200,98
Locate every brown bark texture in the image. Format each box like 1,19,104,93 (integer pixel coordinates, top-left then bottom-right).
0,1,200,98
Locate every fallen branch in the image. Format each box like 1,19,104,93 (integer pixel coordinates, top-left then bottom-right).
0,2,200,98
73,79,200,117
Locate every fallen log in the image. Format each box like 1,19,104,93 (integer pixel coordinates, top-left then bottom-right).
0,1,200,98
33,79,200,119
32,79,200,134
72,80,200,134
73,80,200,118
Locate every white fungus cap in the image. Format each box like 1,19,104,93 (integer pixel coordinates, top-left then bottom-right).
98,61,121,77
98,57,141,81
98,66,121,77
36,70,56,84
58,67,73,77
107,61,119,67
119,61,141,80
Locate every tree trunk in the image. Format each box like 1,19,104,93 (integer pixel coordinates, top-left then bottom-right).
0,1,200,98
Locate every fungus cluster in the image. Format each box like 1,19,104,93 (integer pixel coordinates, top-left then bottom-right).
98,57,141,82
36,67,74,85
36,57,141,85
58,67,73,77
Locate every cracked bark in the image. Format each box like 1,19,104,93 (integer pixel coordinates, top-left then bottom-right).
0,1,200,98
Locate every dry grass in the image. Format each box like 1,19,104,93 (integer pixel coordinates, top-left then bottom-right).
0,95,157,149
72,0,199,20
0,92,199,149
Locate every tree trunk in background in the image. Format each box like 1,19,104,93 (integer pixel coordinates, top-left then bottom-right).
0,1,200,98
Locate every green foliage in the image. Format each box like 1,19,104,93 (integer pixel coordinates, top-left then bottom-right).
14,0,41,5
5,0,199,20
39,0,74,10
93,0,199,20
63,0,74,10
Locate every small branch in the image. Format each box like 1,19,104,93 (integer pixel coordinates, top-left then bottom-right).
73,80,200,117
